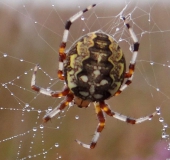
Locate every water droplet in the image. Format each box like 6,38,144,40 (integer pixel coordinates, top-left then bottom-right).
156,88,160,91
163,123,168,128
55,143,59,147
82,28,85,32
69,101,74,107
148,117,152,120
38,109,41,113
3,53,7,57
24,72,27,74
35,21,37,24
48,106,52,111
11,93,14,96
27,109,31,112
162,132,169,139
25,103,29,108
17,76,20,79
75,115,79,120
52,4,54,7
33,127,37,131
159,117,164,122
40,124,44,129
162,128,166,132
81,16,85,20
116,28,119,31
150,62,154,65
156,106,160,111
56,126,60,129
20,59,23,62
157,110,161,115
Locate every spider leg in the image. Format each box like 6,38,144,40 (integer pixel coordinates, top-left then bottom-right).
100,101,158,124
31,64,69,97
43,92,74,122
115,17,139,96
58,4,96,80
76,102,105,149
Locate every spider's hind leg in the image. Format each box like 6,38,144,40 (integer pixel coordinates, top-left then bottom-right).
115,17,139,96
100,101,158,124
76,102,105,149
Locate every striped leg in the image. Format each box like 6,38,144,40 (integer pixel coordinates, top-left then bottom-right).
115,17,139,96
76,102,105,149
43,92,74,122
31,64,70,97
58,4,96,80
100,101,158,124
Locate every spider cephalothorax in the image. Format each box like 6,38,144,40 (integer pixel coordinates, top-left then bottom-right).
31,4,158,149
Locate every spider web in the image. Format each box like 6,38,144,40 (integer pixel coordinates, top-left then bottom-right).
0,0,170,159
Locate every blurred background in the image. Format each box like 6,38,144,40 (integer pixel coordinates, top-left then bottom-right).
0,0,170,159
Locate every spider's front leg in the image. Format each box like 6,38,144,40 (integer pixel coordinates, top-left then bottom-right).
31,64,74,122
76,102,105,149
57,4,96,80
43,92,74,122
31,64,69,97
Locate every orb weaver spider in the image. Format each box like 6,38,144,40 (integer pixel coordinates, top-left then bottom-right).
31,4,158,149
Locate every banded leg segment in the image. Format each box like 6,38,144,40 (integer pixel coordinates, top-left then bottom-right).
31,64,70,97
76,102,105,149
43,92,74,122
58,4,96,80
115,17,139,96
100,101,158,124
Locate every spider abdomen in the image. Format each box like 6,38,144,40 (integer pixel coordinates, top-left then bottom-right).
64,31,126,101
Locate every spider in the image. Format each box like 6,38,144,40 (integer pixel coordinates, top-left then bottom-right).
31,4,158,149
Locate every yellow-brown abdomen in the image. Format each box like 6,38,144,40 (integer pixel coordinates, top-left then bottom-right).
64,31,126,102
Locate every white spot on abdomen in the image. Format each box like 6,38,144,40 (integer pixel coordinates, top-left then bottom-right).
93,70,100,77
89,85,95,94
80,75,88,82
100,79,108,85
